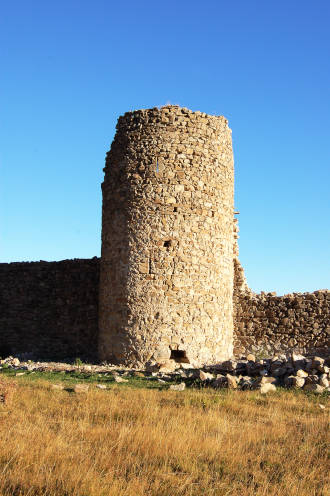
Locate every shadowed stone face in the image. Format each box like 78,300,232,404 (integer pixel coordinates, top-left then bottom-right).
99,106,235,367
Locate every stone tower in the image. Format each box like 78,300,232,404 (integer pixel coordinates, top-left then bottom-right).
99,106,234,367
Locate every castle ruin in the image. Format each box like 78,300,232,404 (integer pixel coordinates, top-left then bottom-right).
0,106,328,363
99,106,234,367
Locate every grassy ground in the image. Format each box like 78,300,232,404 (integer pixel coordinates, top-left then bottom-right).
0,373,328,496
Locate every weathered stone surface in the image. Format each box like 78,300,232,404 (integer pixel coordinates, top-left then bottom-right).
296,369,308,378
284,375,305,388
0,259,99,361
199,370,214,381
114,376,128,383
99,106,234,367
73,384,89,393
292,376,305,388
260,376,277,385
260,383,277,394
51,384,64,391
169,382,186,391
226,373,238,389
234,275,329,358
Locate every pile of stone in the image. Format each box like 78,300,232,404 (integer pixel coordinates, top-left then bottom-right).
149,353,330,394
1,353,329,395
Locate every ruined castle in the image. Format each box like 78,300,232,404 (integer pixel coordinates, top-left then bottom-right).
0,106,328,364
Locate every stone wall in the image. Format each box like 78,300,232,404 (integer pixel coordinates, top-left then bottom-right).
0,254,328,362
233,261,329,357
0,258,100,360
0,104,328,364
99,105,235,367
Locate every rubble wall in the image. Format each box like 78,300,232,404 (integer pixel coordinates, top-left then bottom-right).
99,106,235,366
233,260,329,357
0,258,100,360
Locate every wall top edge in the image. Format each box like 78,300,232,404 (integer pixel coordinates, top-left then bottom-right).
116,105,229,125
0,257,100,267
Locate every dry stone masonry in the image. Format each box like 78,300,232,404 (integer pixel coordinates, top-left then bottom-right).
0,259,99,360
99,106,235,367
0,105,328,363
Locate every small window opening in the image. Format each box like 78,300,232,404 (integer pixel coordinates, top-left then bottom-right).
173,207,178,212
163,240,171,248
170,349,189,363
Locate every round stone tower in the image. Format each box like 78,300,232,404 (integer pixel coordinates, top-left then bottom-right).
99,106,234,367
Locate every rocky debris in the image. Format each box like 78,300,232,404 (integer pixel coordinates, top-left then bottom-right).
169,382,186,391
260,376,277,385
114,376,128,383
73,384,89,393
226,374,238,389
319,374,329,388
0,353,329,394
133,371,145,378
303,383,325,393
284,376,305,388
296,369,308,378
51,384,64,391
199,370,214,381
312,357,325,370
96,384,107,389
260,383,277,394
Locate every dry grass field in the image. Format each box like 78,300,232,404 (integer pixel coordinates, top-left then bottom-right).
0,376,328,496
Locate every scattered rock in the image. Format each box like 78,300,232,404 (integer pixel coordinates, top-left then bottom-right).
15,372,25,376
293,376,305,388
305,374,319,385
303,383,325,393
291,353,306,370
199,370,214,381
158,360,177,373
114,376,128,383
73,384,89,393
246,354,256,362
226,373,238,389
296,369,308,378
133,371,145,378
260,376,277,385
12,358,20,367
312,356,325,370
318,374,329,388
96,384,107,389
51,384,64,391
169,382,186,391
260,383,277,394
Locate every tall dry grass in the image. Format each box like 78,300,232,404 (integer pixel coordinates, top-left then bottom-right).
0,377,328,496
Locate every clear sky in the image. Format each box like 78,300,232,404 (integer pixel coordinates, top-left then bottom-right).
1,0,329,295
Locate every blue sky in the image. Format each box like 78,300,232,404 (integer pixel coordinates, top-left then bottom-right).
1,0,329,295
